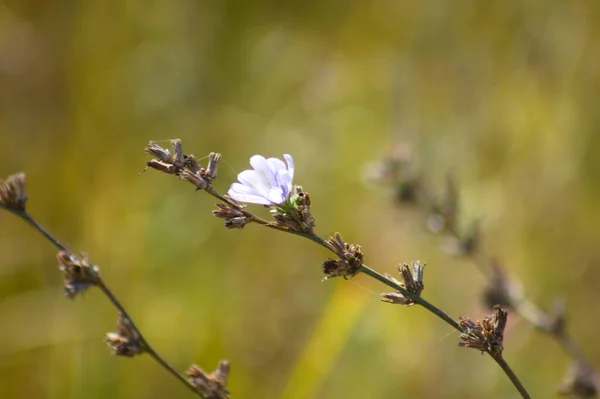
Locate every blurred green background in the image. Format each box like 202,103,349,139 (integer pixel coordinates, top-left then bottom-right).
1,1,600,398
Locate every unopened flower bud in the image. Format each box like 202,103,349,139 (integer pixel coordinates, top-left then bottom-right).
145,141,173,163
171,139,185,169
180,170,209,190
207,152,221,180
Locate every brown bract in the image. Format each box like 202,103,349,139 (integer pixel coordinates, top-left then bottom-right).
144,140,221,191
381,261,426,306
458,305,508,356
322,233,363,280
57,251,101,299
105,313,145,357
0,172,27,211
212,201,249,229
186,361,231,399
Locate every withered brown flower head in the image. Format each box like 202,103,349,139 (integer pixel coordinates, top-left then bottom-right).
144,140,221,190
381,261,426,306
0,173,28,212
322,233,363,280
559,361,598,398
186,361,231,399
57,251,101,299
212,201,250,229
105,313,145,357
458,305,508,356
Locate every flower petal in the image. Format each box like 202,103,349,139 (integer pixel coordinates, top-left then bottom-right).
283,154,294,181
229,182,260,196
250,155,276,188
276,169,292,198
228,190,272,205
266,187,285,204
266,158,286,174
237,170,269,197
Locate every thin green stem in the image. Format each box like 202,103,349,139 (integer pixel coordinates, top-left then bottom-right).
358,263,461,331
241,215,528,397
192,180,529,397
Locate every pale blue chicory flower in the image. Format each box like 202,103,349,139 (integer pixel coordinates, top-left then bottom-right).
228,154,295,205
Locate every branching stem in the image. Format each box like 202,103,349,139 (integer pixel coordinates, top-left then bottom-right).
1,206,203,398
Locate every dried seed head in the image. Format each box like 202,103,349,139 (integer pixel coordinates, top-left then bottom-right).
381,261,426,306
0,173,28,212
322,233,363,280
171,139,185,169
458,305,508,356
146,159,177,175
180,170,209,190
145,142,173,163
559,362,597,398
207,152,221,180
105,313,145,357
185,154,202,174
212,202,249,229
57,251,101,299
144,139,220,191
186,361,231,399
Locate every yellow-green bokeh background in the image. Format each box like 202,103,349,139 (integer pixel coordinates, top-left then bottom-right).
1,1,600,398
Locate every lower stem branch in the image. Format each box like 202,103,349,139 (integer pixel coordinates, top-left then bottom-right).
5,208,203,398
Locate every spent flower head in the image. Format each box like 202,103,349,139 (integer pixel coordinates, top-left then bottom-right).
57,251,101,299
212,202,250,229
381,261,426,306
144,140,221,190
458,305,508,356
322,233,363,280
0,172,28,212
105,313,145,357
228,154,294,206
187,361,231,399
